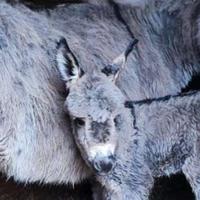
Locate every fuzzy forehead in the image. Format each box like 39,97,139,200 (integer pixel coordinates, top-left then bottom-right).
65,74,125,120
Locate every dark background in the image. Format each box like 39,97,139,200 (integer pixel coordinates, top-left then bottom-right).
0,173,194,200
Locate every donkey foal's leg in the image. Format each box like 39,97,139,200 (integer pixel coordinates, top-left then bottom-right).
97,161,153,200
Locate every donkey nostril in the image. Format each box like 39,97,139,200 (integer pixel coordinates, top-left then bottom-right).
93,160,113,173
93,161,101,173
99,160,113,173
93,155,116,174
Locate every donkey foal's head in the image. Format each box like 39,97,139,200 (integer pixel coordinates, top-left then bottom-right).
56,37,137,174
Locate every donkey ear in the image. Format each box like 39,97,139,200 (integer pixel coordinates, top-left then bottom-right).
101,38,138,82
56,37,84,83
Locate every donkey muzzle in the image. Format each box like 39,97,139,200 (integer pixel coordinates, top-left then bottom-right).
93,155,116,174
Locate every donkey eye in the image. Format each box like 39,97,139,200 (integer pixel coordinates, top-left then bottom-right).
114,115,121,126
114,117,118,126
74,118,85,126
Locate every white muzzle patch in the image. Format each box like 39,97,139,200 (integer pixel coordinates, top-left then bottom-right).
89,144,115,159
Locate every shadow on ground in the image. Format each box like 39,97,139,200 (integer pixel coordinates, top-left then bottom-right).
150,173,195,200
0,173,194,200
0,176,92,200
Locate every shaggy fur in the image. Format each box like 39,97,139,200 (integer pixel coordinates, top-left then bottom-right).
0,2,92,184
43,0,200,100
96,90,200,200
113,0,200,100
53,0,200,199
47,0,200,100
0,0,147,186
1,0,200,199
0,0,141,188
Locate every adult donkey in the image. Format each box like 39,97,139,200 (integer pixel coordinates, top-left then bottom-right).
0,1,92,184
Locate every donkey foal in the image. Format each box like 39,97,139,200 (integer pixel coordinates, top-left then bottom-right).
57,36,200,199
56,36,139,199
